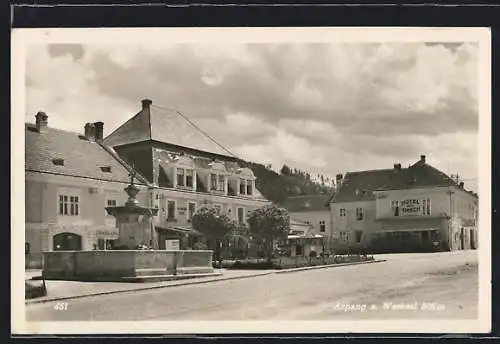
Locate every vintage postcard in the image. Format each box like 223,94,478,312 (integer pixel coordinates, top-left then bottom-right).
12,27,491,335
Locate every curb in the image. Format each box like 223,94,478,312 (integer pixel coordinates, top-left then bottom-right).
25,259,385,305
274,259,386,273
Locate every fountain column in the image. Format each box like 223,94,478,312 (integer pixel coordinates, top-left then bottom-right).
106,173,159,249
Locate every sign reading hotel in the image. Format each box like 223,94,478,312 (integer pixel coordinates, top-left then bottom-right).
400,199,422,216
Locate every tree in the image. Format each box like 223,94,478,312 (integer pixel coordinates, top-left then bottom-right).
247,204,290,261
191,207,237,266
280,164,291,176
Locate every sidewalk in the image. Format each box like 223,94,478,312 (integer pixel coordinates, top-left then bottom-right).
25,260,384,305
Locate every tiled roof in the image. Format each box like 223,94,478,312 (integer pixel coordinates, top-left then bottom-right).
25,124,149,184
330,158,462,203
375,160,457,191
104,102,236,158
331,169,396,203
284,195,331,212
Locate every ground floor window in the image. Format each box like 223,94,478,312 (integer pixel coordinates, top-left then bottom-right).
339,231,349,242
25,243,30,254
355,230,363,243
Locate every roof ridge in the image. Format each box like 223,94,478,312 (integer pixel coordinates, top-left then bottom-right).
25,122,83,136
151,103,238,158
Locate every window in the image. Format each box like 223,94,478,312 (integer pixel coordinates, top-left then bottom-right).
426,198,431,215
421,199,427,216
167,201,176,220
100,166,112,173
186,169,194,187
211,173,218,191
237,207,245,224
339,208,346,217
25,243,30,254
218,175,225,192
239,179,246,195
187,202,196,221
59,195,79,216
391,200,400,217
339,231,349,242
355,231,363,243
52,158,65,166
319,220,326,232
246,179,253,195
177,168,185,186
106,199,117,215
356,208,364,221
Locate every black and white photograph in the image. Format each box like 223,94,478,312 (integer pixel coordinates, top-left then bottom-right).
12,27,491,334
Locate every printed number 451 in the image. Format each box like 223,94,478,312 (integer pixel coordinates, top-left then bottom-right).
54,302,68,311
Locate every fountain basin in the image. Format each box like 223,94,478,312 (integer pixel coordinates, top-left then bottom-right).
42,250,216,282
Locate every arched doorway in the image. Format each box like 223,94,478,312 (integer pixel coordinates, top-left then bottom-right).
53,232,82,251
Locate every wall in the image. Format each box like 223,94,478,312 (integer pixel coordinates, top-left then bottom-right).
152,187,270,231
375,186,452,219
375,186,478,251
289,210,330,236
114,143,154,183
330,200,379,246
43,250,214,280
25,171,150,262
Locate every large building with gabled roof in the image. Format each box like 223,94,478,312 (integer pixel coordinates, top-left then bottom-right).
328,155,478,253
103,99,270,250
24,99,271,268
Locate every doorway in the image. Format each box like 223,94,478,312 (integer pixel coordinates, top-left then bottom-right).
460,228,465,250
53,232,82,251
470,229,476,249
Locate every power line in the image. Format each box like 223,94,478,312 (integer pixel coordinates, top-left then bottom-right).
151,103,238,158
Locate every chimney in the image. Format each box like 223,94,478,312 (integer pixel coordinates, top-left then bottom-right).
336,173,343,187
35,111,48,132
84,123,96,141
94,121,104,142
420,155,426,163
141,99,153,110
394,163,402,171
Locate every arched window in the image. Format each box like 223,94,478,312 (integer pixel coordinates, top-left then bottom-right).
208,162,228,194
237,168,255,196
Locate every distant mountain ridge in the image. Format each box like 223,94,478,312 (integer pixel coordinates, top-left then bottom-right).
238,161,336,205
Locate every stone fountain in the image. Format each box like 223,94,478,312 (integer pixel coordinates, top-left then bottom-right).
42,172,219,282
105,171,159,249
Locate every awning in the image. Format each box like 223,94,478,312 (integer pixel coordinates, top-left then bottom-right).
155,224,204,236
375,227,440,234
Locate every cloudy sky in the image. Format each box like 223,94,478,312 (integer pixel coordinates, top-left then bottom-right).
25,41,479,190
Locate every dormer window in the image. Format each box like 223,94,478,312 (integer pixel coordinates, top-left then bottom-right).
176,167,194,188
186,169,193,187
239,179,246,195
100,166,112,173
177,168,185,187
211,173,218,191
246,179,253,195
52,158,64,166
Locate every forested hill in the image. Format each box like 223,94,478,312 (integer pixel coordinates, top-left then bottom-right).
239,161,336,205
